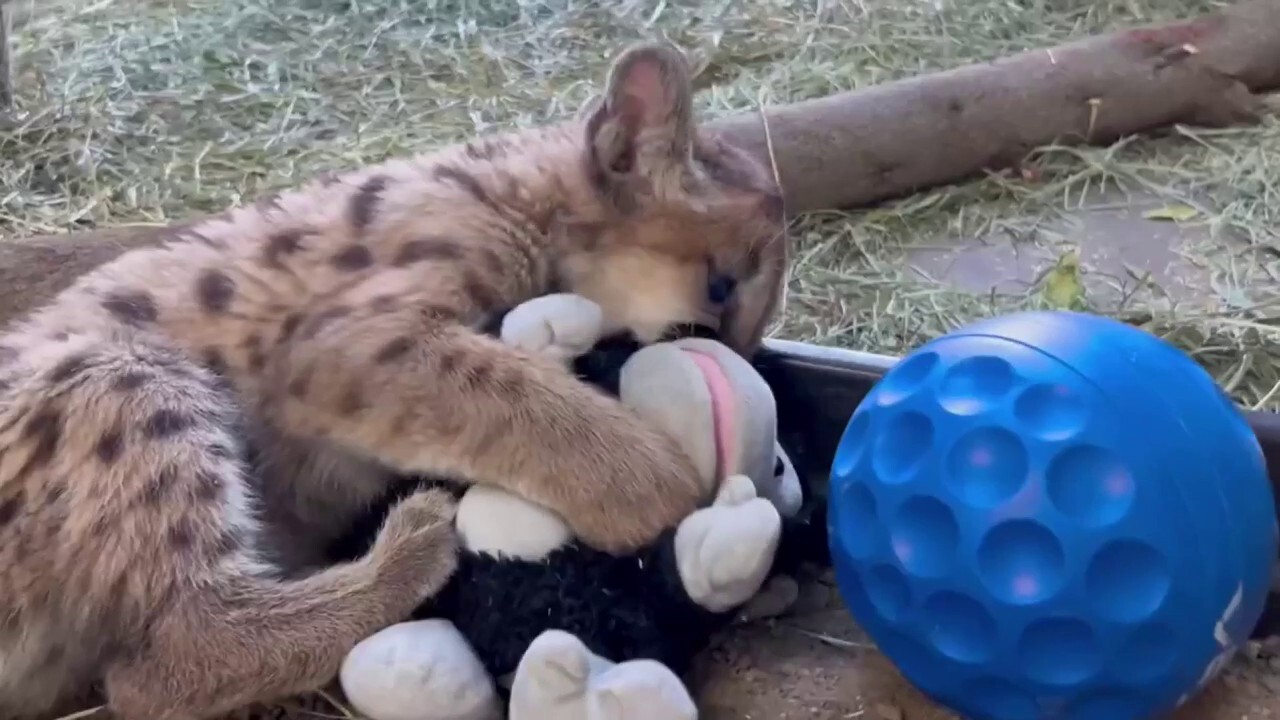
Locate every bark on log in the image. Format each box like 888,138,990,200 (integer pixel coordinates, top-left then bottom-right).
1,0,1279,327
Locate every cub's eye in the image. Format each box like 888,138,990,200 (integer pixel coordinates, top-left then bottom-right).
707,273,737,305
774,456,785,477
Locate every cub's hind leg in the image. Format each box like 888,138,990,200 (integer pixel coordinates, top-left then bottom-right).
103,487,458,720
0,333,458,720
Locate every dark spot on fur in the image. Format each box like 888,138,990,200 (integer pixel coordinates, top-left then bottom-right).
44,484,66,506
20,409,63,472
96,428,125,464
202,348,229,376
102,290,159,326
433,165,499,211
393,238,464,267
278,313,303,343
196,270,236,313
331,244,374,271
462,270,501,311
338,384,367,416
947,98,964,114
168,521,196,550
50,331,69,342
288,366,314,398
298,305,352,341
113,370,150,391
143,465,177,505
438,349,460,375
0,495,21,525
478,248,505,277
263,230,304,268
370,295,398,313
243,334,267,372
464,357,496,391
195,469,224,502
375,336,414,364
349,175,389,231
144,409,195,439
47,353,93,383
0,345,17,366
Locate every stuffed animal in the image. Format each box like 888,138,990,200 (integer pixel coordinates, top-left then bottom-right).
331,294,825,720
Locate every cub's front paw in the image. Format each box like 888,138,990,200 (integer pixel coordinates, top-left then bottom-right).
500,293,605,364
675,475,782,613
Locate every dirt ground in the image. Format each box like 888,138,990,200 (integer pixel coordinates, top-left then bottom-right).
690,568,1280,720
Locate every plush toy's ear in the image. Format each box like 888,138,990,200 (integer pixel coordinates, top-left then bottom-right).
455,485,572,561
499,293,609,366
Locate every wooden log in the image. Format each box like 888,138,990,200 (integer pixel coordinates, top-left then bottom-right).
1,0,1280,326
712,0,1280,214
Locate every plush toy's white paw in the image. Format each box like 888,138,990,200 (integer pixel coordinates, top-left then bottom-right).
500,293,605,364
339,619,500,720
676,475,783,613
587,660,698,720
510,630,696,720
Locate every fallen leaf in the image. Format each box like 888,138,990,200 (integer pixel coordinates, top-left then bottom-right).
1142,204,1199,222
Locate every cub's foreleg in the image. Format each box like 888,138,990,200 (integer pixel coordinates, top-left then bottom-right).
266,299,706,554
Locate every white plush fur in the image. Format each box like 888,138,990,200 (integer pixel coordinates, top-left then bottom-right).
340,619,501,720
510,630,696,720
456,485,573,560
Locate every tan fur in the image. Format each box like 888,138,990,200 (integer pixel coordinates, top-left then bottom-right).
0,42,787,719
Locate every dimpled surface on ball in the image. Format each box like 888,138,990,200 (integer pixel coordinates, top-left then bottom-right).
828,311,1278,720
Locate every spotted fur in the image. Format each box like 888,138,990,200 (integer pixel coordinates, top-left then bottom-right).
0,41,787,719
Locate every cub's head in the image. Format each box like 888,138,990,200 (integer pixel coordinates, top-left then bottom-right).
558,42,789,357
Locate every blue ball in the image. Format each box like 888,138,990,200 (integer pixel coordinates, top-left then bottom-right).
828,310,1278,720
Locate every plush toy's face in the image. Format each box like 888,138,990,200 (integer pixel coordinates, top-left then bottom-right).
619,337,778,497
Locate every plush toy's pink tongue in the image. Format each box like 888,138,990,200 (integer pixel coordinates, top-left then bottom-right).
682,349,735,481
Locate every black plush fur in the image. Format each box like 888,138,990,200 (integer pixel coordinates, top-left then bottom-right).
326,320,829,689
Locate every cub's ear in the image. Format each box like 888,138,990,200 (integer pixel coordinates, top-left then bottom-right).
585,42,696,205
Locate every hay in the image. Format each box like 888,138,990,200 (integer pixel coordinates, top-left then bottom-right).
5,1,1275,408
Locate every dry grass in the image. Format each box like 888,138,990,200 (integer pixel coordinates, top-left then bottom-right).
2,0,1279,717
3,0,1279,407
